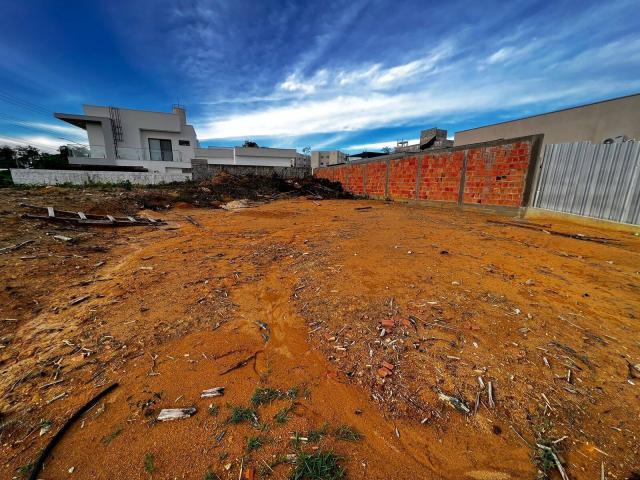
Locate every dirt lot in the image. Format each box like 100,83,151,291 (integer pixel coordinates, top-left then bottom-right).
1,183,639,480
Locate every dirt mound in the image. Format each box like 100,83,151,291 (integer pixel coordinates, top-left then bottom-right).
125,173,352,210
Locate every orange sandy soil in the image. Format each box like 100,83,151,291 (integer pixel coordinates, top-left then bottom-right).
1,188,639,480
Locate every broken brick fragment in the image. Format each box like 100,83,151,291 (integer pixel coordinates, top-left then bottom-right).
243,467,255,480
377,367,392,377
381,319,395,329
381,361,394,371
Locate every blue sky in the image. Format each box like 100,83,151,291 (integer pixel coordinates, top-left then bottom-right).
1,0,639,153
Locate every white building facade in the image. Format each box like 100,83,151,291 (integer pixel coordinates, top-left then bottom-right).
56,105,302,174
194,146,300,167
310,150,346,169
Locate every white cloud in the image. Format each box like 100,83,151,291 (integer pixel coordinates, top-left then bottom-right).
280,69,329,94
24,121,87,138
0,134,65,152
486,47,515,64
193,2,640,145
200,75,639,140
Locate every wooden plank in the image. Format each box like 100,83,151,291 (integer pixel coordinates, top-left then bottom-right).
157,407,196,421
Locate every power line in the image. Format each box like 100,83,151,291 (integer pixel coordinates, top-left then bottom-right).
0,114,88,146
0,90,51,116
0,134,64,152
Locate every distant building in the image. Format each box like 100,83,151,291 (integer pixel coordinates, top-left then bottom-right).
195,145,299,167
394,128,453,153
311,150,347,169
453,93,640,148
294,153,311,168
56,104,304,173
347,151,387,161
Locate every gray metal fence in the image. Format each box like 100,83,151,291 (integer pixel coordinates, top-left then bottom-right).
534,140,640,225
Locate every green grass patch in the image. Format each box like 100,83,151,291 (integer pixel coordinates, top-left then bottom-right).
144,452,155,473
334,425,362,442
274,405,293,424
102,427,123,445
251,387,283,406
307,424,328,443
290,450,345,480
16,462,34,478
204,469,221,480
247,435,265,452
229,406,257,424
208,404,219,417
0,170,14,187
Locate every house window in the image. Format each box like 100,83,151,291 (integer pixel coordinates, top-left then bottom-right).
149,138,173,161
178,140,190,146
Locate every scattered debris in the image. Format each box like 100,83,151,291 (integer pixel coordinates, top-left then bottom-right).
201,387,225,398
438,391,470,413
487,219,619,245
53,235,73,242
487,381,495,409
68,295,90,306
221,199,258,211
536,443,570,480
27,383,119,480
220,352,260,375
20,203,165,227
0,239,34,255
157,407,197,422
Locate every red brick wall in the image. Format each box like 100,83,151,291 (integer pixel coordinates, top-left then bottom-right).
364,162,386,196
388,157,418,199
314,137,536,208
418,151,464,202
462,142,530,206
345,164,365,195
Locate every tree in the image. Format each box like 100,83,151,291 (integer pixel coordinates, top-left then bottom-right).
242,140,259,148
0,145,16,168
0,144,70,170
15,146,40,168
381,146,391,154
302,146,311,155
34,146,69,169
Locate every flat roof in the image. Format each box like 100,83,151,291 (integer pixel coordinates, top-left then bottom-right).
54,112,107,130
456,92,640,134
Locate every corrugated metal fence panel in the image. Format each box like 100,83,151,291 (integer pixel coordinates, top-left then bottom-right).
534,140,640,225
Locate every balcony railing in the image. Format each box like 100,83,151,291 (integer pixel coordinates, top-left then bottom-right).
67,145,182,162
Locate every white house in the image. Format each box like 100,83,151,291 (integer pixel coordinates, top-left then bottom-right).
56,104,302,173
56,105,197,174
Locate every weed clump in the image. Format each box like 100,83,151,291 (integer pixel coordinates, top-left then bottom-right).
144,452,155,473
247,435,265,452
251,387,283,406
229,406,257,424
334,425,363,441
290,450,345,480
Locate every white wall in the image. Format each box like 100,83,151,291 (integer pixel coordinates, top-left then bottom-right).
11,169,191,186
194,146,296,167
67,156,192,173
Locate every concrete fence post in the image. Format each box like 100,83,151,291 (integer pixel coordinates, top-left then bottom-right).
362,164,367,195
415,155,422,200
385,159,391,199
457,150,469,205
